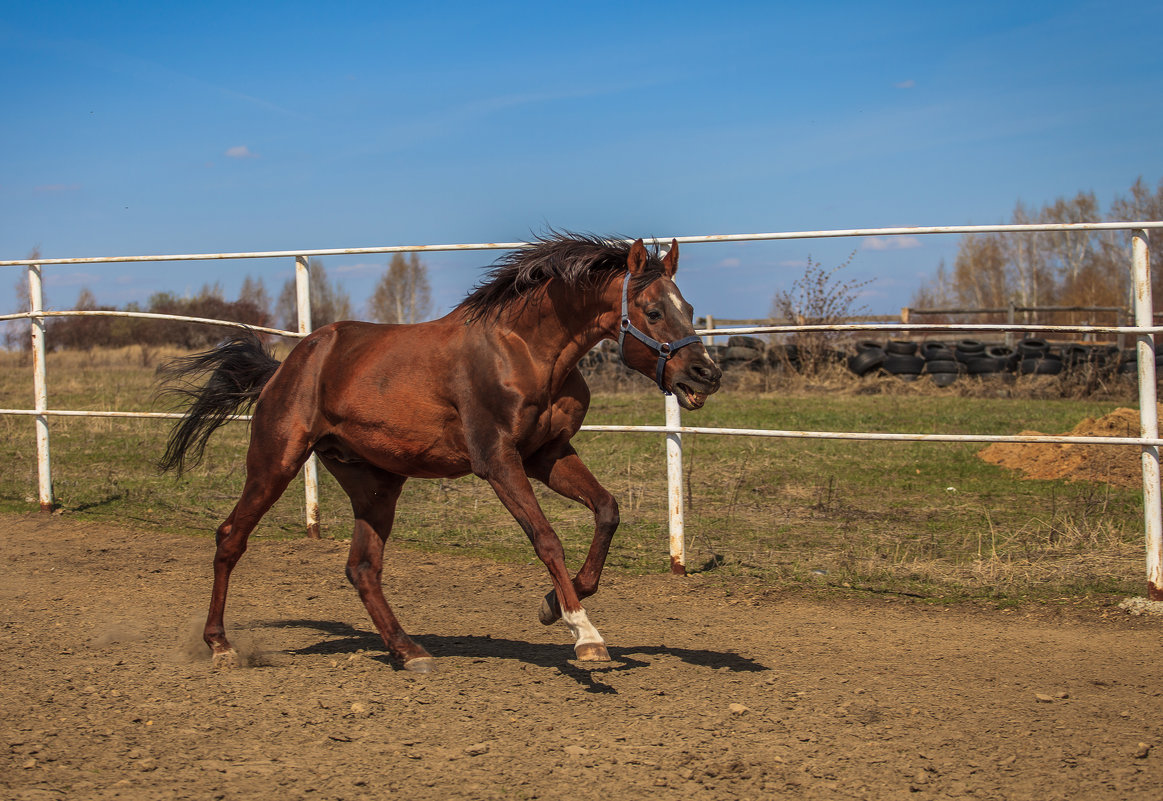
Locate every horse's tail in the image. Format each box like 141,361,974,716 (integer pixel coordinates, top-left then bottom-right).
157,333,282,475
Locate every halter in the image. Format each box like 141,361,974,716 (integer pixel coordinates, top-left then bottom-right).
617,271,702,394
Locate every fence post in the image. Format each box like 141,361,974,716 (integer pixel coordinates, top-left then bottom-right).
1006,303,1015,347
704,314,716,347
295,256,321,539
665,392,686,575
1131,231,1162,600
28,264,53,511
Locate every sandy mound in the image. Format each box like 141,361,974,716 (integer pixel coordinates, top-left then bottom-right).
979,407,1152,489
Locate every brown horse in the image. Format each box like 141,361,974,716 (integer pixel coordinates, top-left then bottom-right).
159,233,721,672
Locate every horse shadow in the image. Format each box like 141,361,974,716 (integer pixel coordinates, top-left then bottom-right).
257,618,769,694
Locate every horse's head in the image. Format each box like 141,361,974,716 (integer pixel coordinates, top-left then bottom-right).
618,238,722,410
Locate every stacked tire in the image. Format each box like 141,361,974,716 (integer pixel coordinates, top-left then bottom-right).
847,340,885,377
721,335,765,371
1015,338,1063,375
882,340,924,380
921,342,961,386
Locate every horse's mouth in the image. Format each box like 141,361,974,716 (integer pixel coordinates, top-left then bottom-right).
673,382,710,410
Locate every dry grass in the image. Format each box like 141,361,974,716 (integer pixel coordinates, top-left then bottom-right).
0,346,1150,603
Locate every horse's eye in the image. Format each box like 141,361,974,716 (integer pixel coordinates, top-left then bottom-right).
646,310,663,323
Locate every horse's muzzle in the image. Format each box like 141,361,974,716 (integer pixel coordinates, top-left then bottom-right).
671,356,722,410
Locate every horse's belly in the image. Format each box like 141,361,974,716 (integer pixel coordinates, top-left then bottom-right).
315,430,471,479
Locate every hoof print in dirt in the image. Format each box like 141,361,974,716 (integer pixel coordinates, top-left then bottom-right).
211,649,241,670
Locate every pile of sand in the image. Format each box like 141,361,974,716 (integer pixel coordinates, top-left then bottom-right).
978,407,1153,489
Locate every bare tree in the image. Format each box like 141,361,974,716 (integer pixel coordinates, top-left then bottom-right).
910,177,1162,323
770,252,868,372
1041,191,1100,287
1002,201,1050,311
238,275,271,325
368,252,433,324
950,233,1009,319
4,247,40,350
274,259,353,331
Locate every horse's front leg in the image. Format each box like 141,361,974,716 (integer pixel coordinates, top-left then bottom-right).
525,444,619,627
483,455,610,662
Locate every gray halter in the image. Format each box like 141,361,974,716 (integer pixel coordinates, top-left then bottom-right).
617,271,702,394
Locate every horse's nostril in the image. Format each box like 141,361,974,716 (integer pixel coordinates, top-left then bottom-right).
693,362,721,383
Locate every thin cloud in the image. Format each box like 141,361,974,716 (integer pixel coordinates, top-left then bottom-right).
863,236,922,251
894,79,916,89
333,262,381,274
225,145,258,159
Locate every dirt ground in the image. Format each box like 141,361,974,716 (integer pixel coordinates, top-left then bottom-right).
2,513,1162,801
979,406,1148,489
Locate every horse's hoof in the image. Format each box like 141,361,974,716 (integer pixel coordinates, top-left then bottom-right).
212,649,241,670
403,656,438,674
538,590,561,625
574,642,611,662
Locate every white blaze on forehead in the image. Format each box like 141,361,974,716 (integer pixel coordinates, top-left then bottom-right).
661,284,687,316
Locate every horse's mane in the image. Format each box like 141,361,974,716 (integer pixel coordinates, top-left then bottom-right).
458,231,666,322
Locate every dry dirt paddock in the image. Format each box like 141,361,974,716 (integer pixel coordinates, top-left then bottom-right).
2,513,1161,801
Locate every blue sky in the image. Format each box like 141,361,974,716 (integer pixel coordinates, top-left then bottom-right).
2,0,1159,320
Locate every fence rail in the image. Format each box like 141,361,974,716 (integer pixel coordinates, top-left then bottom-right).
3,221,1163,599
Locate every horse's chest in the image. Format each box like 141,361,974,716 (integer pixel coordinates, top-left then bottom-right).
515,403,581,453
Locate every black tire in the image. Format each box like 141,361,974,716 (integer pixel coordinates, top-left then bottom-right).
723,346,762,363
954,340,985,362
930,371,959,387
985,345,1018,371
967,356,1006,375
1061,344,1089,366
924,359,961,375
1091,345,1118,366
856,340,883,352
1019,357,1063,375
766,344,800,369
883,354,925,376
1116,352,1163,372
886,340,918,356
847,347,885,376
727,335,764,351
1017,338,1049,358
921,342,954,361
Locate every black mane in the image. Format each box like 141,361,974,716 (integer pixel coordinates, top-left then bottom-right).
458,231,665,322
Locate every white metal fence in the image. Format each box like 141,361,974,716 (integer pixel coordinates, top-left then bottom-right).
3,222,1163,599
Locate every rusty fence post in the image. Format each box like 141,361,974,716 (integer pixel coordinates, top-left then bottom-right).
28,264,53,511
1131,231,1162,600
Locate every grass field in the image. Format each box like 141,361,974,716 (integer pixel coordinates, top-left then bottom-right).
0,346,1151,603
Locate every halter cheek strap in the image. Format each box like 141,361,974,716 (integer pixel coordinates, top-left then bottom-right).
617,272,702,394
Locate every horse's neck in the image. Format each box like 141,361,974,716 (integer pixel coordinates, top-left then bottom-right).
503,283,618,380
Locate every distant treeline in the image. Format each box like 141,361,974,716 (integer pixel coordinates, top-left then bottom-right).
911,176,1163,322
7,256,436,352
46,285,271,351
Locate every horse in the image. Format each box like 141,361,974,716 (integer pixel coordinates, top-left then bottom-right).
158,233,722,673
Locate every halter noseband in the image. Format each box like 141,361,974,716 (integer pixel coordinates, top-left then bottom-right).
617,271,702,394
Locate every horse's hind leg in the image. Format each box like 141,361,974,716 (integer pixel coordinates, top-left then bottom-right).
204,453,304,668
319,458,434,673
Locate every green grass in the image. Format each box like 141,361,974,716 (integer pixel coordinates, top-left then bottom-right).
0,347,1149,603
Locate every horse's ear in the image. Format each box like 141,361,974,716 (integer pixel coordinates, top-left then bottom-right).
627,239,648,275
661,238,679,278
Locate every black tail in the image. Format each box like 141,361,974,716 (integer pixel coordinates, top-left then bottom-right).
157,333,281,475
